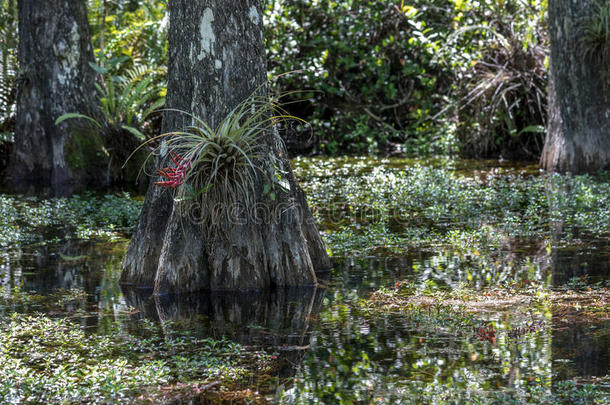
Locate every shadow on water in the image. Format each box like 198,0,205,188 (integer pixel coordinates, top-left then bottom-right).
121,286,325,349
551,238,610,286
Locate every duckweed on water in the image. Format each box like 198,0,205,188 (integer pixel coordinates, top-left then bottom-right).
0,312,271,404
0,193,142,247
293,157,610,256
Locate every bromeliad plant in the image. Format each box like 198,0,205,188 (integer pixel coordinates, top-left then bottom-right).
141,91,299,237
449,0,548,159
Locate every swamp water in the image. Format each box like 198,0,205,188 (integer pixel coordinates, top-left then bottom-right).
1,157,609,403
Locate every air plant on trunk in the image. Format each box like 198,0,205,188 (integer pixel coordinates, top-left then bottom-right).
140,91,300,239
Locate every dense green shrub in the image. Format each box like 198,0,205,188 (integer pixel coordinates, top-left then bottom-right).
451,0,548,159
1,0,550,160
265,0,548,157
265,0,458,154
87,0,168,71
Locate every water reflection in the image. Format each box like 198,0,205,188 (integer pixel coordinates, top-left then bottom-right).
122,287,325,348
553,311,610,380
550,239,610,286
285,303,553,403
1,239,608,401
1,241,126,295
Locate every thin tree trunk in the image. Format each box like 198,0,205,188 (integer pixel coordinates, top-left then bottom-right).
10,0,105,192
121,0,330,293
99,0,106,54
541,0,610,173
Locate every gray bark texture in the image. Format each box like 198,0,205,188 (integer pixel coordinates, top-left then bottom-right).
541,0,610,173
11,0,105,191
121,0,330,293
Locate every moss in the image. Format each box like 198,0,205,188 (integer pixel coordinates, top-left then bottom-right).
65,128,109,174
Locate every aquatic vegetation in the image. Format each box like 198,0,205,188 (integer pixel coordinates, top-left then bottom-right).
0,285,86,311
0,313,271,404
0,157,608,403
0,192,142,248
293,157,610,257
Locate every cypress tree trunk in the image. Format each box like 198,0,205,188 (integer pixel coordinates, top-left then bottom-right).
541,0,610,173
10,0,105,192
121,0,330,293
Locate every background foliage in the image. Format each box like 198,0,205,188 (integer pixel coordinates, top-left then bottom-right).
0,0,549,161
265,0,548,156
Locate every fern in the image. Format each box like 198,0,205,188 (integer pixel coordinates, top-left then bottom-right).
58,62,165,142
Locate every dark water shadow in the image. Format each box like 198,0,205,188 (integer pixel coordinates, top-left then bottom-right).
122,285,327,381
122,286,324,345
551,238,610,286
553,318,610,379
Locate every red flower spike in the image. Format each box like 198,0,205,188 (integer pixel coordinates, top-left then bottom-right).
475,324,496,344
154,152,191,189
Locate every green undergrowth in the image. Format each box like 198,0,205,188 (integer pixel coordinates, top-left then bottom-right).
0,192,142,247
2,158,609,261
293,157,610,257
0,287,273,404
0,312,272,404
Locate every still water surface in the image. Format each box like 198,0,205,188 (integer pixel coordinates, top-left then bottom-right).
1,157,608,402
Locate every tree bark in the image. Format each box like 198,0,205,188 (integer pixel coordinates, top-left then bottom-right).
121,0,330,293
10,0,105,192
541,0,610,173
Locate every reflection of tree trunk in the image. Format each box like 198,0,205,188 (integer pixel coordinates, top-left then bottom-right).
122,285,326,384
122,286,325,349
9,241,120,294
